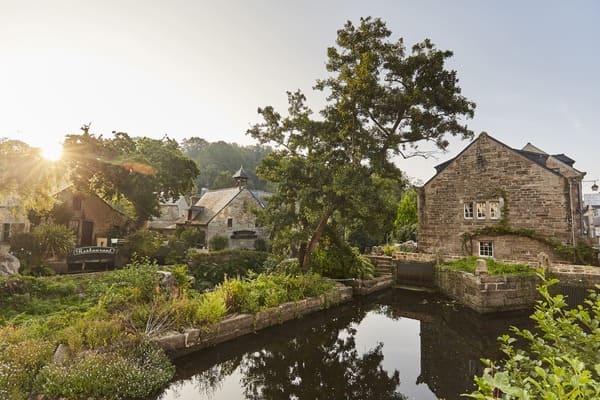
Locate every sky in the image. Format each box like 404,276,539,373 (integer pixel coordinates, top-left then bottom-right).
1,1,599,191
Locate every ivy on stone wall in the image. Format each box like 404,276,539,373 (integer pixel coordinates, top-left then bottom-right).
462,225,598,266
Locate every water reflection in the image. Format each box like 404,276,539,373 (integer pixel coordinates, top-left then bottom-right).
154,289,532,400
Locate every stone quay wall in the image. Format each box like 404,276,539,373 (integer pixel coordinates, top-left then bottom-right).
435,265,540,314
154,284,354,358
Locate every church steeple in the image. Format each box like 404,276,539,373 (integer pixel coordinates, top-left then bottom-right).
233,166,248,190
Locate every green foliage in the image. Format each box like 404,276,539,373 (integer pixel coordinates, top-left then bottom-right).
393,188,418,242
0,256,338,399
63,128,199,225
254,237,268,252
310,239,375,280
209,235,229,251
0,338,55,400
180,137,272,191
178,227,206,248
32,223,76,259
9,224,75,273
467,274,600,399
187,249,269,290
219,272,334,314
122,230,164,261
0,138,59,213
34,344,174,400
248,17,474,268
440,256,535,275
462,225,599,266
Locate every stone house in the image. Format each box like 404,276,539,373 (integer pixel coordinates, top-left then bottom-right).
147,195,189,233
179,167,268,250
54,187,131,247
417,132,586,262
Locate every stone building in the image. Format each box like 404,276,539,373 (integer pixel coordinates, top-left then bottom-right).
54,187,131,247
179,167,268,250
417,132,586,262
147,195,189,233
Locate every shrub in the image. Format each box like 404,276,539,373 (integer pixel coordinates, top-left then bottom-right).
209,235,229,251
310,243,374,280
122,230,164,261
9,232,42,272
32,223,76,260
0,338,55,400
467,273,600,399
254,237,268,252
34,344,174,400
187,249,269,290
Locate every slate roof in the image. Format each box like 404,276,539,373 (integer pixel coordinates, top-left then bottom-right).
184,187,267,226
431,133,581,180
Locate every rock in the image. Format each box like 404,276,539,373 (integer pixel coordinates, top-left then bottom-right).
52,343,72,365
475,259,488,276
157,270,175,288
0,252,20,276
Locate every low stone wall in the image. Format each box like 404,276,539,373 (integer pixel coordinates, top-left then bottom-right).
153,284,353,358
435,266,540,313
346,275,394,296
548,264,600,287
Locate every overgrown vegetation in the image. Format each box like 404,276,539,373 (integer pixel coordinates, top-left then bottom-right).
0,259,334,399
467,273,600,399
10,223,76,275
187,249,269,290
440,257,535,276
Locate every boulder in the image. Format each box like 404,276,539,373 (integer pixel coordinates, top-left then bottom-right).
0,252,20,276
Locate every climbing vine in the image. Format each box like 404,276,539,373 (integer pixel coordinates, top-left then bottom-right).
461,188,598,265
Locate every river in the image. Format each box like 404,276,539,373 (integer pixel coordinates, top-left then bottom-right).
152,288,533,400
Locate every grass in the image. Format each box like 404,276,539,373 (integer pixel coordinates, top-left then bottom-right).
440,256,535,275
0,260,336,400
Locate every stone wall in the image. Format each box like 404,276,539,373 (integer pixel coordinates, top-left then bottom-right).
548,264,600,286
435,266,540,313
153,284,353,358
418,133,583,263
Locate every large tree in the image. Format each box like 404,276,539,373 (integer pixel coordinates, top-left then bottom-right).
63,127,199,225
248,17,475,268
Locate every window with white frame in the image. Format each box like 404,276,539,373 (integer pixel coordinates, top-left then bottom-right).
479,241,493,257
489,201,500,219
464,202,474,219
476,202,487,219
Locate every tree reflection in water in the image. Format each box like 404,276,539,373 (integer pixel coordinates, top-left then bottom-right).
164,301,408,400
238,327,406,400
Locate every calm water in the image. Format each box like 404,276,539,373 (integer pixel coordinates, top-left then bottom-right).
153,289,532,400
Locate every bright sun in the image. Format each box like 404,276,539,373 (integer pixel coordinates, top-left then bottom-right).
40,142,63,162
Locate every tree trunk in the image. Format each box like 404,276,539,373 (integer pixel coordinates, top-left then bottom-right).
300,207,335,270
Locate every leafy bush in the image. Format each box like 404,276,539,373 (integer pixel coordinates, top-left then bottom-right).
219,273,334,314
178,228,206,248
33,223,76,259
254,237,268,252
9,232,42,272
209,235,229,251
122,230,164,261
467,273,600,399
187,249,269,290
34,344,174,400
441,256,535,276
310,243,375,280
